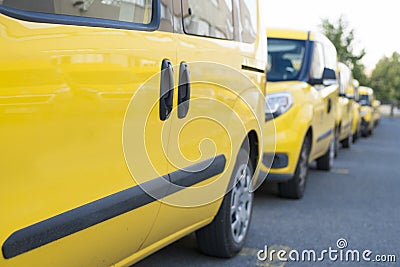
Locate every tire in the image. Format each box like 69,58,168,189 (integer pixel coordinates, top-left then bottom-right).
196,147,254,258
334,125,340,158
341,133,352,149
361,129,368,138
361,120,369,137
352,127,360,144
316,137,334,171
278,135,311,199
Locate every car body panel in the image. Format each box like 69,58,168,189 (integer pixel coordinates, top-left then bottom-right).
359,86,376,134
0,0,267,266
336,62,354,143
261,29,338,179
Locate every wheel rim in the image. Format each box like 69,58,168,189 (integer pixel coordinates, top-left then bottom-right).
298,141,310,188
230,163,252,243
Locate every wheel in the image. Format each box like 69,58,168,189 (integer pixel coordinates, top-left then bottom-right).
352,127,360,143
196,147,253,258
361,120,369,137
334,125,340,158
316,137,334,171
278,135,311,199
341,133,352,149
361,129,368,137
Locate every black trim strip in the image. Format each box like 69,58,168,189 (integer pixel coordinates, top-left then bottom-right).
169,155,226,188
317,129,333,142
2,154,226,259
241,65,265,74
0,0,160,31
343,121,352,130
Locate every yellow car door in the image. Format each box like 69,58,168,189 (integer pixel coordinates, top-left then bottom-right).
308,38,338,161
140,0,265,250
0,1,177,266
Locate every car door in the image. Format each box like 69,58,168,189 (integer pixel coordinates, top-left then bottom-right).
309,40,337,157
0,1,176,266
140,0,252,247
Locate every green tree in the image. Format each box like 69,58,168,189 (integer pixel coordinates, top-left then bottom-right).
370,52,400,101
320,16,368,85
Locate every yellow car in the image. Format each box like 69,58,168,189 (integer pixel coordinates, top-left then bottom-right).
261,29,338,199
335,62,355,151
0,1,268,266
372,99,381,127
350,79,362,143
359,86,376,137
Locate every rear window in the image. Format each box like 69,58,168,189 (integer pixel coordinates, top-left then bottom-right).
0,0,156,29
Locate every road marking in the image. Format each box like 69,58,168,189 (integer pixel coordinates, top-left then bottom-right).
240,245,292,267
331,168,350,174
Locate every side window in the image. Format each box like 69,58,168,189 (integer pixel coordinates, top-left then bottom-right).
237,0,257,43
310,42,324,80
1,0,153,24
323,40,338,72
181,0,234,39
159,0,173,32
339,63,351,95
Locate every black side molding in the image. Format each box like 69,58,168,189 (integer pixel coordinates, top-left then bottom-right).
317,129,333,143
2,155,226,259
241,65,265,74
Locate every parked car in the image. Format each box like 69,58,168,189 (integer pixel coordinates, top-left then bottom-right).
372,99,381,127
335,62,355,150
261,29,339,199
359,86,376,137
0,0,268,266
351,79,362,143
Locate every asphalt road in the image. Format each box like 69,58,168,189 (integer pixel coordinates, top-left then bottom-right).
136,117,400,267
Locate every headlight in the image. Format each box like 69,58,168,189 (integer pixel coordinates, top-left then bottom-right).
265,92,293,121
360,110,367,117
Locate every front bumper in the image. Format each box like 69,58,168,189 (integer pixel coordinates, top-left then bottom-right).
260,117,306,181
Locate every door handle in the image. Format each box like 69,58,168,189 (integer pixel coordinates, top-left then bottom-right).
160,59,174,121
178,62,190,119
327,98,332,114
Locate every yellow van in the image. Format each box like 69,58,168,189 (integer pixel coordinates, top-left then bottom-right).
335,62,355,150
0,1,268,265
350,79,362,143
372,99,381,127
261,29,338,199
359,86,375,137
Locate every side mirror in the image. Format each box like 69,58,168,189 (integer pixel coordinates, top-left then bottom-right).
309,68,337,86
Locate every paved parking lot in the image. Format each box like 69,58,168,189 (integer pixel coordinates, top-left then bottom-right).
136,117,400,267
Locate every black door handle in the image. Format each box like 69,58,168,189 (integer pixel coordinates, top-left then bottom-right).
178,62,190,119
160,59,174,121
327,98,332,114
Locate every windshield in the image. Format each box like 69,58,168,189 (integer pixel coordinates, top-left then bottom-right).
267,38,306,82
359,94,370,106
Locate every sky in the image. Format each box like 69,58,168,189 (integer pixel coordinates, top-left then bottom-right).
264,0,399,72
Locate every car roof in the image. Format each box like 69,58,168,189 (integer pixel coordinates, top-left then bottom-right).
359,86,374,95
267,28,313,41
